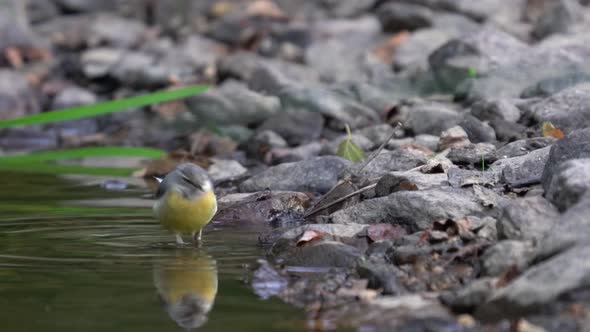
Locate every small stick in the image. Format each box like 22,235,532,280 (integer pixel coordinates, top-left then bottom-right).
352,122,402,176
304,183,377,217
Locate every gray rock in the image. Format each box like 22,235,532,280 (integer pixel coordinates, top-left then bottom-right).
217,191,310,224
497,196,559,241
393,29,452,71
470,99,522,123
491,146,552,187
240,156,352,194
377,2,434,32
481,240,535,277
440,277,497,312
542,128,590,194
52,86,97,110
207,159,247,183
80,47,124,78
331,187,485,232
415,134,440,152
459,115,496,144
521,72,590,98
531,0,583,40
355,149,427,180
279,86,379,130
496,137,556,158
429,26,529,91
306,17,382,83
27,0,60,23
357,262,406,295
477,244,590,321
110,51,171,88
320,134,373,156
357,124,395,146
54,0,117,12
403,101,461,136
217,52,320,93
545,158,590,212
529,83,590,133
284,241,363,268
186,80,280,127
447,168,499,188
257,111,324,146
0,128,57,152
438,126,470,151
447,143,497,165
0,70,40,120
268,142,323,164
246,130,288,160
376,171,448,196
88,14,146,48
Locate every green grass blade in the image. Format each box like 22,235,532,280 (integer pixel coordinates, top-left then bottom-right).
0,162,138,176
0,147,166,163
0,85,208,129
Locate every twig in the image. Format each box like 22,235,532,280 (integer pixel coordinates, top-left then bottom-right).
304,183,377,217
352,122,402,176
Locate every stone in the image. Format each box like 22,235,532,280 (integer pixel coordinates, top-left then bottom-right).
393,29,451,71
279,86,379,130
429,26,528,91
531,0,583,40
497,196,559,242
268,142,323,164
216,191,310,224
357,124,395,146
402,101,461,136
357,262,406,295
521,72,590,98
481,240,535,277
257,111,324,146
240,156,352,194
491,146,552,187
53,0,117,12
440,278,497,312
496,137,556,158
529,83,590,133
186,80,280,127
80,47,124,78
207,159,247,183
438,126,470,151
27,0,60,23
330,187,485,232
355,149,427,180
377,2,435,32
0,70,40,120
88,14,146,48
542,128,590,194
245,130,288,160
110,51,171,88
477,244,590,321
375,171,448,196
447,143,497,165
447,168,498,188
283,241,363,268
545,158,590,212
51,86,98,110
458,114,496,143
470,99,522,123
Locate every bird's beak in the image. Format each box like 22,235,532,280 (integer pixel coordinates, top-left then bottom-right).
154,176,163,183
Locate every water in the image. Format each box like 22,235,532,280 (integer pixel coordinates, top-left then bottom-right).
0,172,303,332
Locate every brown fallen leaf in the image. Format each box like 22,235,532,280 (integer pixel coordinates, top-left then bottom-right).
367,223,407,242
296,230,323,247
371,31,410,63
433,218,474,240
542,121,564,139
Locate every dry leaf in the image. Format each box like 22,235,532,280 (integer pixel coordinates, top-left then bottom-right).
542,121,564,139
246,0,287,19
296,230,323,246
367,224,407,242
433,218,474,240
371,31,410,63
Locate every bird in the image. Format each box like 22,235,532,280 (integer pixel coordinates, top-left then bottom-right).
154,250,218,329
153,163,217,245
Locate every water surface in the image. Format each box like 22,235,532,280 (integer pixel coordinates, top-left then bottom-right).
0,172,303,331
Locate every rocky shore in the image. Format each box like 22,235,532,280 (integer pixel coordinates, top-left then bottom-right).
3,0,590,330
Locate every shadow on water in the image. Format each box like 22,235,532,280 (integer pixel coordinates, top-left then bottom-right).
0,172,303,332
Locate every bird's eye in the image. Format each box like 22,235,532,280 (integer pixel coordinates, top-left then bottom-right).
182,175,202,190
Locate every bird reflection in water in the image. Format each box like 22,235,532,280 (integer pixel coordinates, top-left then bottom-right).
153,250,218,329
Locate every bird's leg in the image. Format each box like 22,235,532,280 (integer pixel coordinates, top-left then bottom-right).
197,229,203,241
175,233,184,246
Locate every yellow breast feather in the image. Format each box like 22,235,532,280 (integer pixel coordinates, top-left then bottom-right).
155,190,217,234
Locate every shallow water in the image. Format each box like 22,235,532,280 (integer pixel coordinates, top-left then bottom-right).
0,172,304,332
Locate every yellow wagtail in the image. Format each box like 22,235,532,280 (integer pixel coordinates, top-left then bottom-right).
153,163,217,245
154,250,218,329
